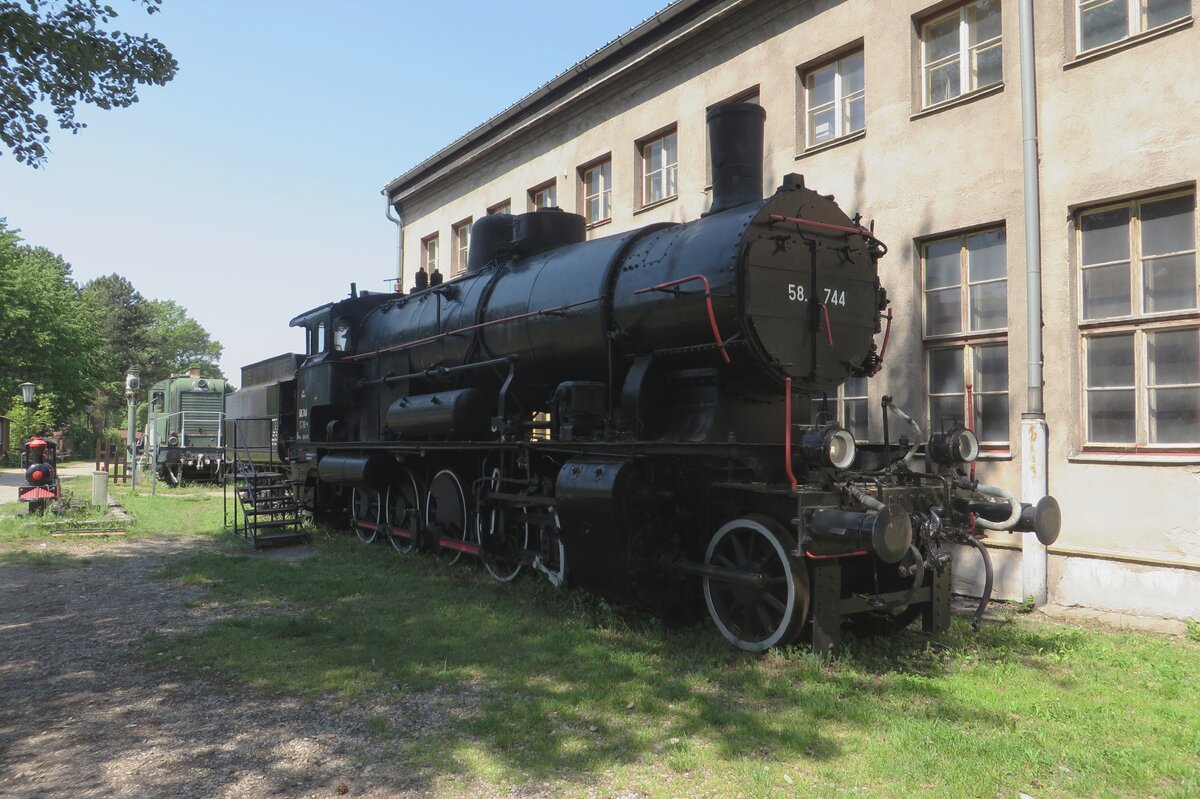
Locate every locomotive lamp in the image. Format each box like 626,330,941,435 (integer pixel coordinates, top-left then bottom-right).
799,425,857,470
928,425,980,466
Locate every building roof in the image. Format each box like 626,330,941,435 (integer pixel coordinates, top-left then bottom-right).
383,0,744,205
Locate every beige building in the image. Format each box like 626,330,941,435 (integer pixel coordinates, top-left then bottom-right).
384,0,1199,619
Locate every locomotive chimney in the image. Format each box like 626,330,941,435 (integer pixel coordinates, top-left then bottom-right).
707,102,766,214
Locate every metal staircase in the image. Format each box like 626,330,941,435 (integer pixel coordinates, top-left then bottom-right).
225,418,306,547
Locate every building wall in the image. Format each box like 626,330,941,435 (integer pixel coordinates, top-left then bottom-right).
390,0,1200,615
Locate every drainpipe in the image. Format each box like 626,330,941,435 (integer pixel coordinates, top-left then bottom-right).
1019,0,1049,606
385,195,405,292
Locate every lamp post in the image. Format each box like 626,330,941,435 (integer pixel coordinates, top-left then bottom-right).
18,382,35,451
125,367,140,488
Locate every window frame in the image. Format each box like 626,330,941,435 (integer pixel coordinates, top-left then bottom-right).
811,375,871,442
919,0,1004,109
637,125,679,209
421,233,439,275
1076,189,1199,450
921,226,1011,448
578,155,613,228
528,181,557,211
451,218,472,276
487,200,511,216
1076,0,1193,54
801,48,865,149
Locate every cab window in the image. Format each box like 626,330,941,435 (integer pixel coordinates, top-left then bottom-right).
333,320,351,352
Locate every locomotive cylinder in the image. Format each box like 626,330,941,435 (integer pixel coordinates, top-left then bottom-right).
807,505,913,564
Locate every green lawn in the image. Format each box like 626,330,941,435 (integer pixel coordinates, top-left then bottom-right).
2,483,1196,797
149,533,1200,799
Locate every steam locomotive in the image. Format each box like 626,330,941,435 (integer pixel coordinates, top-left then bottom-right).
240,104,1060,652
18,435,60,514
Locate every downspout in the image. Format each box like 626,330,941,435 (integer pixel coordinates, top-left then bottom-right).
385,194,405,292
1018,0,1049,606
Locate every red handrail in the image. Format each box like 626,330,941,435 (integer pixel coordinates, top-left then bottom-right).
346,300,591,362
767,214,888,250
633,274,731,364
784,377,798,490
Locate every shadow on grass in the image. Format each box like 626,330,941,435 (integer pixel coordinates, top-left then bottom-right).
138,530,1163,790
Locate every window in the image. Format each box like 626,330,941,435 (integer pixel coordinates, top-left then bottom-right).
452,219,471,275
639,128,678,207
811,376,870,440
333,320,350,352
488,200,511,216
579,158,612,226
922,228,1009,444
422,234,439,274
803,50,864,147
1078,191,1198,446
529,182,557,210
1077,0,1191,53
920,0,1003,107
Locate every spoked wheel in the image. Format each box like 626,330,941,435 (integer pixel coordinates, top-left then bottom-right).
351,486,383,544
478,459,527,582
386,468,422,555
426,469,475,566
703,515,810,652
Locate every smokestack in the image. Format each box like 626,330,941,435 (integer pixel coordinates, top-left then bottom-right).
707,102,766,214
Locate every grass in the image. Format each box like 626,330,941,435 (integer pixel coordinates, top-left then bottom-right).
142,531,1200,799
0,471,227,545
2,475,1196,796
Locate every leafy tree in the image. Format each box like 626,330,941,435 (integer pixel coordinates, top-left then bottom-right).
80,272,152,421
0,219,103,417
1,0,177,167
142,298,224,384
4,389,57,459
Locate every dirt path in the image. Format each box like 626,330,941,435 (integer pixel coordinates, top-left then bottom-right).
0,537,464,798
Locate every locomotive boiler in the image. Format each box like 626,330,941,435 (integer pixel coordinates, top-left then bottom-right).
270,103,1060,652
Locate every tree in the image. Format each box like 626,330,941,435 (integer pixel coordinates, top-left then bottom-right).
80,272,152,421
0,219,103,417
142,298,224,385
0,0,177,167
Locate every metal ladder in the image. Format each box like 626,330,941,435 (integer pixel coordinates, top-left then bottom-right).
225,418,305,547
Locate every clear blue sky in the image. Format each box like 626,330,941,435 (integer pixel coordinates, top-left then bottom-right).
0,0,665,383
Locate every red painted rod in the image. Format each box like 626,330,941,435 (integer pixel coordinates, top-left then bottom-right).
439,537,481,556
346,304,573,362
354,520,380,531
767,214,887,248
633,274,731,364
784,377,798,491
804,548,870,560
819,303,834,347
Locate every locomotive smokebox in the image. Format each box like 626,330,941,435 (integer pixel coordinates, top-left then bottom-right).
707,102,765,214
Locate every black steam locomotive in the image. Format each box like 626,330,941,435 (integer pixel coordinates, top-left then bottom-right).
243,104,1059,652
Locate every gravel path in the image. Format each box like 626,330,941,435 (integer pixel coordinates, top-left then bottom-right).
0,536,476,799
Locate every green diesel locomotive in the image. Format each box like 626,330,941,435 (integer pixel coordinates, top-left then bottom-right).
145,369,227,485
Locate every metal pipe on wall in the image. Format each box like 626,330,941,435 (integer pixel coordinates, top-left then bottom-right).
385,197,405,292
1019,0,1048,606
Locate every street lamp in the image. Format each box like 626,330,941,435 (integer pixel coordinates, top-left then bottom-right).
125,367,140,488
18,382,35,449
